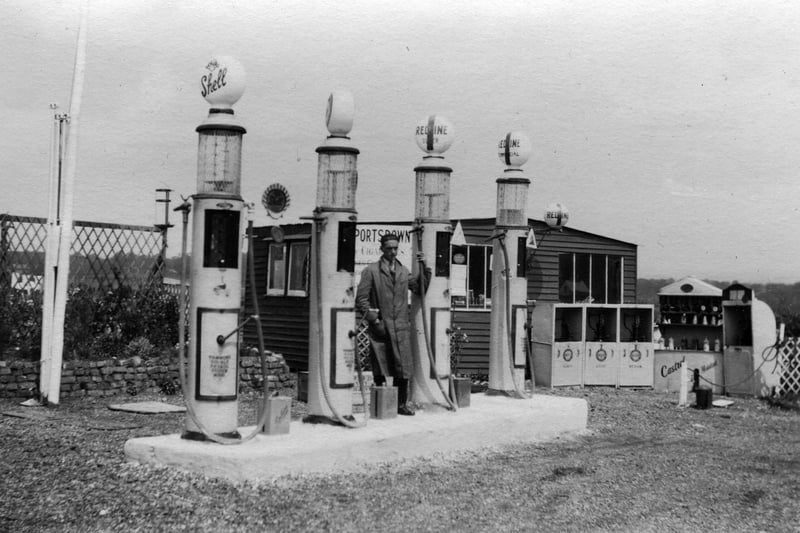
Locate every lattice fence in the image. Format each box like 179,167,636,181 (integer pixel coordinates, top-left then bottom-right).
1,214,166,292
776,337,800,396
1,214,173,359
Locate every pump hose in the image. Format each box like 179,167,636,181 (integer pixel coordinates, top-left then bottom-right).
413,225,457,411
311,213,367,428
175,201,274,444
497,232,528,399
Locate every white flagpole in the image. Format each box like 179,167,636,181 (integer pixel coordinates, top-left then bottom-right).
46,0,89,405
39,106,63,403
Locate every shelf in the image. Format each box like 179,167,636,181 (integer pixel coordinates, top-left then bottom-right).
660,323,721,328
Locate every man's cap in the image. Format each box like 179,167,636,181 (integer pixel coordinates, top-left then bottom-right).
380,233,400,246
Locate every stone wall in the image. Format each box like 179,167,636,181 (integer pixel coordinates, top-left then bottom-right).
0,351,295,399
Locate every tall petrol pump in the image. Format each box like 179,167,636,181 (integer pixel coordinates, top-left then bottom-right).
182,56,247,441
488,131,533,397
410,115,458,410
305,91,362,426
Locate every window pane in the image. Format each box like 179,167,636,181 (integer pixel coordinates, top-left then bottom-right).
485,248,493,303
608,255,622,304
203,210,240,269
591,254,606,304
268,243,286,292
337,222,356,273
558,253,573,302
288,242,310,293
575,254,590,302
516,236,527,278
468,245,486,307
435,231,451,277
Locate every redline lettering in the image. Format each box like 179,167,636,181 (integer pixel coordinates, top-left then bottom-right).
498,139,521,148
415,124,448,135
201,67,228,98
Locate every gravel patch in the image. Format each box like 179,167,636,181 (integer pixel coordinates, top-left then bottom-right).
1,388,798,532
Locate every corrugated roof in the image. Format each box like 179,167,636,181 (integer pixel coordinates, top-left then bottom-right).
657,276,722,296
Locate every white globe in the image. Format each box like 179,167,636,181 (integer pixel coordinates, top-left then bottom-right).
414,115,454,155
200,55,246,108
497,131,532,167
325,90,354,136
544,203,569,229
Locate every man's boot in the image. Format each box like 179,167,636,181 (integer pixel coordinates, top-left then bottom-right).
396,378,415,416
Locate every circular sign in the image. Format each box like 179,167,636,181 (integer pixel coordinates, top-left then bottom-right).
415,115,454,155
562,348,574,362
544,203,570,230
497,131,532,167
262,184,290,218
452,253,466,265
270,225,285,244
595,348,607,362
200,55,246,108
325,91,354,136
630,349,642,363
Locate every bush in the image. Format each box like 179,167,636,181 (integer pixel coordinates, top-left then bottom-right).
0,283,181,361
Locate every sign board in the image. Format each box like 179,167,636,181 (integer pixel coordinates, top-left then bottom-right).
354,223,413,283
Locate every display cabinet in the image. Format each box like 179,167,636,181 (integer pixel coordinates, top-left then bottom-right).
657,276,723,353
618,305,654,387
532,303,655,388
583,305,619,386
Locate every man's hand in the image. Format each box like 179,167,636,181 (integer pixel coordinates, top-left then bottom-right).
416,252,425,262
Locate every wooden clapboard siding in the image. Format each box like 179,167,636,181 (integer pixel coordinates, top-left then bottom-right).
242,224,311,371
451,310,491,375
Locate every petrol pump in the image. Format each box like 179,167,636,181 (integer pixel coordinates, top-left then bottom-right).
182,56,248,441
305,91,361,426
488,131,533,396
410,115,458,409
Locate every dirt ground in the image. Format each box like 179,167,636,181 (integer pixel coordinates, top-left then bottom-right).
1,386,798,532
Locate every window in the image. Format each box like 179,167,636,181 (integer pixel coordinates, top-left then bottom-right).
451,244,493,309
267,240,310,297
559,253,623,304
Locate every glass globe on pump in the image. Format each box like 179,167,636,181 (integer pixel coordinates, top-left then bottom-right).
414,115,454,222
196,55,246,197
496,131,532,227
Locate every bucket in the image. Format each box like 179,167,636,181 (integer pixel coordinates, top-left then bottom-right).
695,387,713,409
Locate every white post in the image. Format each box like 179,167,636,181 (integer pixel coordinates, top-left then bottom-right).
678,357,688,407
43,1,89,405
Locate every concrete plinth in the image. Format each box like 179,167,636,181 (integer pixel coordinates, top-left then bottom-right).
124,393,588,483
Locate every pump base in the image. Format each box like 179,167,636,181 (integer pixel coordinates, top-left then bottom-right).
181,429,242,442
485,388,526,398
126,393,588,483
302,414,356,426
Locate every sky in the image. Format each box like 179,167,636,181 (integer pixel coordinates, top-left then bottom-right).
3,0,799,284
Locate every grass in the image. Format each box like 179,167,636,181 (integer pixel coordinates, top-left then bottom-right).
1,386,798,532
